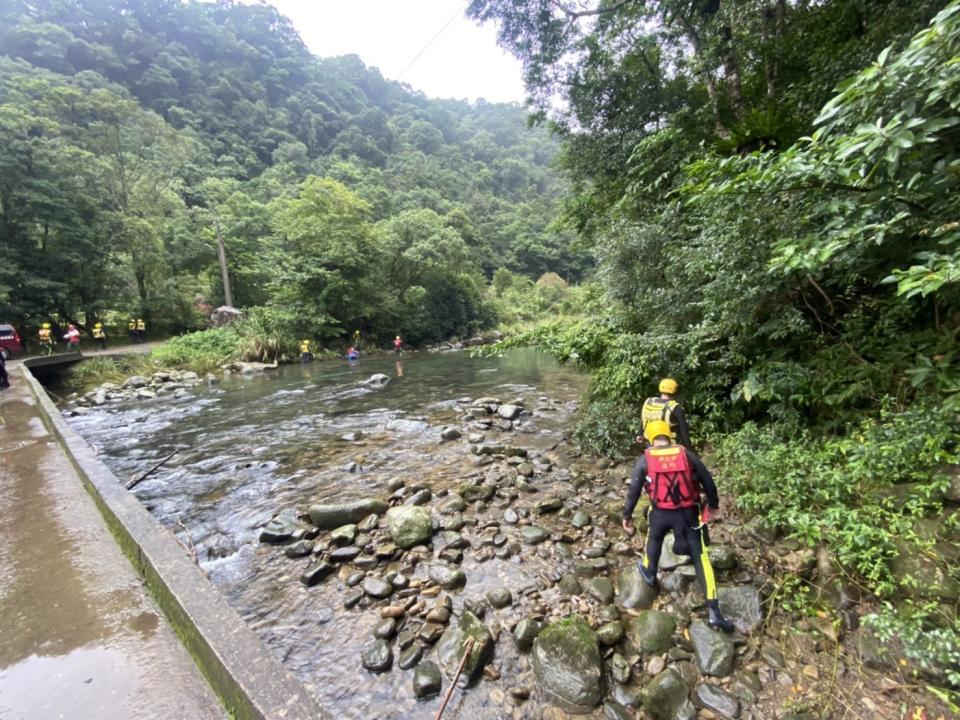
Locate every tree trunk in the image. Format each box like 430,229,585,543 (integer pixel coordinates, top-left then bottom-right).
719,24,747,122
677,15,730,138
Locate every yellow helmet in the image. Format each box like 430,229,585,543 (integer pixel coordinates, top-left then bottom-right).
396,336,400,340
644,419,672,444
42,322,51,329
94,322,102,328
658,378,678,395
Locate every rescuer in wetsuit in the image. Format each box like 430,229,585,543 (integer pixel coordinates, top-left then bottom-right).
622,419,735,633
639,378,692,450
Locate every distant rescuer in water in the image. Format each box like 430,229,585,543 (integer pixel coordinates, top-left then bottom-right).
622,419,735,633
640,378,692,450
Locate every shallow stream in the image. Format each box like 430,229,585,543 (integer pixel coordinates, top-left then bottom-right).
66,349,632,719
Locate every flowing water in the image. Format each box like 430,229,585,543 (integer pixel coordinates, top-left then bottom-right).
66,349,623,719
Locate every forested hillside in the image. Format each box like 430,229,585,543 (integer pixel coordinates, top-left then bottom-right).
473,0,960,694
0,0,588,344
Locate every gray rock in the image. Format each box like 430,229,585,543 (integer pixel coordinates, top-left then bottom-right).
308,498,388,529
299,561,335,586
374,618,398,639
534,497,563,514
689,620,735,677
361,639,392,672
438,494,467,514
404,488,432,506
413,661,442,698
611,653,631,684
428,563,466,589
586,577,615,605
498,404,521,420
709,545,739,570
123,375,149,388
364,373,390,386
474,443,506,456
604,701,633,720
284,540,313,558
459,483,495,503
520,526,550,545
362,576,393,599
532,615,602,709
259,508,303,543
486,588,513,609
386,505,433,549
329,524,357,546
329,546,361,562
644,669,696,720
627,610,676,655
436,611,494,687
558,575,582,596
440,426,462,442
513,618,544,651
399,644,423,670
695,683,741,719
660,540,691,569
596,621,624,646
617,566,658,610
503,508,519,524
717,586,763,634
571,510,591,528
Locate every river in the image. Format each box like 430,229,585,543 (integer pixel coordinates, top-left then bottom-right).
65,348,636,719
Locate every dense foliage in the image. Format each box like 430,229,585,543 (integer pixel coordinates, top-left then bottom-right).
0,0,589,346
475,0,960,688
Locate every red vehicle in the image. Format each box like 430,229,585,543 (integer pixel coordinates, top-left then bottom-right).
0,324,25,360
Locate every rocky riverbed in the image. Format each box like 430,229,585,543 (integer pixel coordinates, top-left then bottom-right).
62,351,950,719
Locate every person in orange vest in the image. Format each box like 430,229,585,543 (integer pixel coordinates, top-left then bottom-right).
38,323,54,356
622,419,734,633
92,322,107,350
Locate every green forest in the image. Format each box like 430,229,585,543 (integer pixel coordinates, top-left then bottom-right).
469,0,960,692
0,0,589,348
3,0,960,699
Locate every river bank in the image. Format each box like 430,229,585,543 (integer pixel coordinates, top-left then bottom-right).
60,351,952,719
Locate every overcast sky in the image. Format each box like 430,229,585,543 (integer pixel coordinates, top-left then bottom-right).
242,1,527,104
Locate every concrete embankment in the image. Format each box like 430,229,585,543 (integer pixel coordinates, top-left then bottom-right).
1,366,325,720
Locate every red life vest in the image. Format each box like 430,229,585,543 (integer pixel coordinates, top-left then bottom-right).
644,445,699,510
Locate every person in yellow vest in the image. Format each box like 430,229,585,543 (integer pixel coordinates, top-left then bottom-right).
38,323,54,356
353,329,361,351
128,318,137,344
299,339,313,363
639,378,692,450
135,318,146,343
92,322,107,350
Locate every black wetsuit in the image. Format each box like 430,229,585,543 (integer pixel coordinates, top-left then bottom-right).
0,353,8,389
624,446,721,600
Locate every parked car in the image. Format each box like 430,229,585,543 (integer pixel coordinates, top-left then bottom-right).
0,324,25,359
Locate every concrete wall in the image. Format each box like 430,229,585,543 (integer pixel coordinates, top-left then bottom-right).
22,366,328,720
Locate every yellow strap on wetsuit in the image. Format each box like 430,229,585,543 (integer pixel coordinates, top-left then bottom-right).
697,510,718,601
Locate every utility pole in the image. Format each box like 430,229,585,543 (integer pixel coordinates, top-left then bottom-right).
215,218,233,308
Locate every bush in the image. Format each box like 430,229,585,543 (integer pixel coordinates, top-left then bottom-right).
150,326,241,373
716,403,959,598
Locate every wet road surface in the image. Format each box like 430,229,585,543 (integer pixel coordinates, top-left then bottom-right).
0,374,225,720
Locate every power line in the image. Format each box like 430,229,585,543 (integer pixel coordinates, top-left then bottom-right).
396,2,469,80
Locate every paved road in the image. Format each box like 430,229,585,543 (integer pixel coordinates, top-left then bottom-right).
0,375,225,720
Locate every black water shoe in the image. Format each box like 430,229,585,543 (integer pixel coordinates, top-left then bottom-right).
637,560,657,587
707,603,735,633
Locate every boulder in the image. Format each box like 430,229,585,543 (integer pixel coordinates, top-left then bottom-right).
259,508,303,543
617,565,658,610
363,373,390,386
586,577,615,605
513,618,544,651
689,620,735,677
498,404,521,420
413,661,442,698
436,611,494,687
596,621,624,647
520,526,550,545
717,586,764,634
123,375,149,388
459,483,495,503
627,610,676,655
695,683,741,719
308,498,387,529
644,669,696,720
386,506,433,549
532,615,602,709
428,563,466,589
440,426,462,441
486,588,513,609
361,639,392,672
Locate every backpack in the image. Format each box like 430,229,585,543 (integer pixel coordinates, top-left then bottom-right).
644,446,699,510
641,397,678,444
